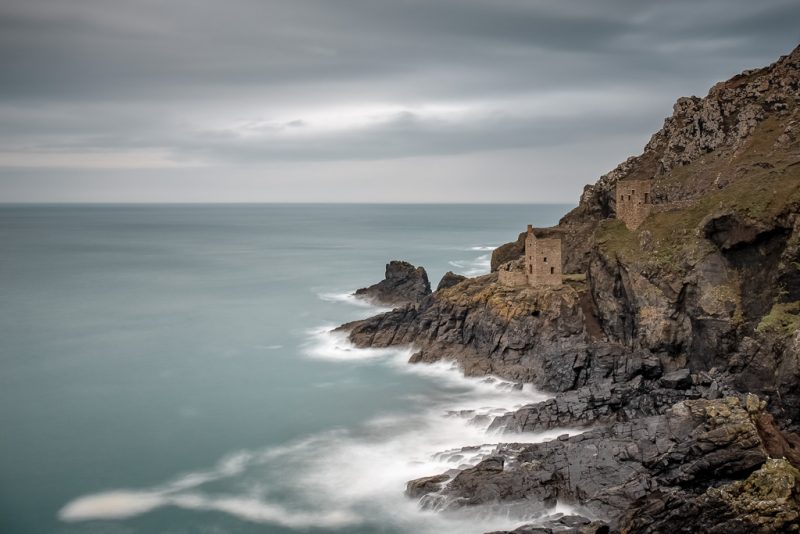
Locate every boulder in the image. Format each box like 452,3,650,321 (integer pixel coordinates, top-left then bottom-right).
660,369,692,389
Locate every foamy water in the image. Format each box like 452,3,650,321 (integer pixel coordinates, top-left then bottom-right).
448,254,491,276
317,291,393,312
60,296,578,533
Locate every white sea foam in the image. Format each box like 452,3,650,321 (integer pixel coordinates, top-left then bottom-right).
60,491,165,521
60,325,582,533
168,494,362,528
303,325,413,362
449,253,491,276
317,291,391,313
468,245,497,251
60,490,361,529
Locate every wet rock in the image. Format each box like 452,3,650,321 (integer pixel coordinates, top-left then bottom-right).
415,397,771,527
406,474,450,498
354,260,431,306
487,514,609,534
489,369,728,434
474,456,504,472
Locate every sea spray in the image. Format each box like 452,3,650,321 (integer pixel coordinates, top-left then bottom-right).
317,291,392,312
60,323,579,533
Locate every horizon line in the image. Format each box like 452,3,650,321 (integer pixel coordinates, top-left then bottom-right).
0,201,578,206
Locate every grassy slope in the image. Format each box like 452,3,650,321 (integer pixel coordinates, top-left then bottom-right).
593,113,800,334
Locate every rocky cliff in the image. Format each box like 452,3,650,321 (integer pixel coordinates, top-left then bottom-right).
339,44,800,533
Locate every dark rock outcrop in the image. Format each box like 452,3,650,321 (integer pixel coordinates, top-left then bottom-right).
437,271,467,291
619,458,800,534
488,365,729,434
341,274,594,386
406,474,450,499
491,232,526,272
411,397,773,529
354,260,431,305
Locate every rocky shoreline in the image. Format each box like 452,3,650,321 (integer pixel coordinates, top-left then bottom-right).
338,45,800,533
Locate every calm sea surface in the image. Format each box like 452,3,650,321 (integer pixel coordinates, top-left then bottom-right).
0,204,571,533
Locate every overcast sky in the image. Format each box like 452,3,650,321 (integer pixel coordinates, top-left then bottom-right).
0,0,798,203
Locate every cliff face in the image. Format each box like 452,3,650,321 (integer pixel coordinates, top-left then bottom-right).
339,44,800,533
581,45,800,424
563,43,800,233
490,44,800,419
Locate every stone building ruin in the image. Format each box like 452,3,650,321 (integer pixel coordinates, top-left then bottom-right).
615,179,653,230
498,225,562,287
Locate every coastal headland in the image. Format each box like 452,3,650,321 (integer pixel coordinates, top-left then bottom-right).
339,44,800,533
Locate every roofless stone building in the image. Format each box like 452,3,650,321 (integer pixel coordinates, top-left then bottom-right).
498,225,562,287
616,179,653,230
525,225,562,286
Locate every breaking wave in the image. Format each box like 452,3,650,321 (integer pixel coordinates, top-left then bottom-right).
448,254,491,276
444,243,496,277
318,291,392,313
59,308,579,532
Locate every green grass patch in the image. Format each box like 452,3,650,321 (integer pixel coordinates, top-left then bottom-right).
756,301,800,337
596,115,800,273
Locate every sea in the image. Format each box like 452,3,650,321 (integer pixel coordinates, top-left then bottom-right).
0,203,575,534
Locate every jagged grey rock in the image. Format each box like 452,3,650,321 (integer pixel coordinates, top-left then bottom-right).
354,260,431,305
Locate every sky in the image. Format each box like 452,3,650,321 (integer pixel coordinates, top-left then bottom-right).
0,0,798,203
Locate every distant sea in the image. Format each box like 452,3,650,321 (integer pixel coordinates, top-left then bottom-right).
0,203,573,533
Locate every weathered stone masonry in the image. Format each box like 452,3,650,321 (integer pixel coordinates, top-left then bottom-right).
497,226,563,287
498,267,528,287
615,179,652,230
525,225,562,286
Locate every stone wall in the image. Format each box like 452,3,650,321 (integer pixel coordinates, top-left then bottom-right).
616,179,653,230
497,226,563,288
498,269,528,287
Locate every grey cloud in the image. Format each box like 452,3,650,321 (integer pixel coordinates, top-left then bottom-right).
175,107,661,163
0,0,798,201
1,0,797,100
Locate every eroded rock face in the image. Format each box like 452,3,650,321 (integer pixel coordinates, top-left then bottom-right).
585,210,800,415
410,397,771,529
489,366,730,435
619,458,800,534
354,260,431,305
341,274,594,386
